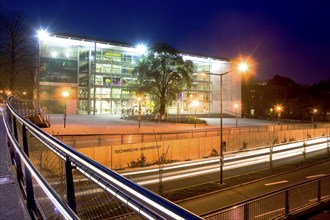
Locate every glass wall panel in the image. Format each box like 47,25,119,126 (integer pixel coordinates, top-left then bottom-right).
39,35,235,116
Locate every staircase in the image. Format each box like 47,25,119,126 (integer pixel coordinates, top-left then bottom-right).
25,112,50,128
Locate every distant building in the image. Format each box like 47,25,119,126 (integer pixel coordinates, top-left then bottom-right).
37,33,242,116
242,75,302,118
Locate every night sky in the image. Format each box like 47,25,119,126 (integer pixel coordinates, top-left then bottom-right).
2,0,330,85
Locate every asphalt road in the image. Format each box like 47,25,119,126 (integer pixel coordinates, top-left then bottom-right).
177,160,330,216
118,139,329,192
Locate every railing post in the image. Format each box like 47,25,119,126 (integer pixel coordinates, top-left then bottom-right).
12,115,18,140
22,124,29,154
65,156,77,213
25,170,37,218
317,180,321,203
7,135,16,165
121,134,124,144
327,134,330,154
303,142,307,161
285,190,289,216
141,133,144,142
15,152,23,185
22,124,36,215
269,146,273,170
244,203,249,220
8,115,16,164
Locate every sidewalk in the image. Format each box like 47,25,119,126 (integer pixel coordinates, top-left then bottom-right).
0,114,31,220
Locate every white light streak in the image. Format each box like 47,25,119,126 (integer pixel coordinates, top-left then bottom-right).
306,174,326,179
264,180,288,186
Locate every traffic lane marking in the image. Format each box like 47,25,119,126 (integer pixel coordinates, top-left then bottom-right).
306,174,326,179
264,180,288,186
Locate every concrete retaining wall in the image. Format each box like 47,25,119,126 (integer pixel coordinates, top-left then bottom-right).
75,126,329,170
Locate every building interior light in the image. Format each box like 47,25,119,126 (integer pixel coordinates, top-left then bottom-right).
51,51,58,58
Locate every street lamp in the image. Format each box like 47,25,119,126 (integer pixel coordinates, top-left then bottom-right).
137,97,142,128
233,103,239,128
275,105,283,125
311,108,317,123
204,62,248,184
62,90,69,128
191,100,199,128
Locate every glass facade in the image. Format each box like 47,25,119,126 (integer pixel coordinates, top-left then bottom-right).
38,34,241,116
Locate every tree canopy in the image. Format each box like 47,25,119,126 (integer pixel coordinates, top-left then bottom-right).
132,43,193,115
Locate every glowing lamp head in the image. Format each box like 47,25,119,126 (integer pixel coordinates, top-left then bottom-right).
37,29,49,40
192,100,199,107
275,105,283,112
238,62,248,72
136,44,147,54
62,91,69,98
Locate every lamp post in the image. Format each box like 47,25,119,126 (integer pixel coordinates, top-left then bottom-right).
234,103,239,128
137,97,142,128
191,100,199,128
62,91,69,128
204,62,248,184
275,105,283,125
311,108,317,123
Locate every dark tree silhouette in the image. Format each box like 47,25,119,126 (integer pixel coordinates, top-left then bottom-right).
0,8,36,96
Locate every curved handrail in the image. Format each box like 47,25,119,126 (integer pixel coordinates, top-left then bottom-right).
6,96,201,220
3,113,79,220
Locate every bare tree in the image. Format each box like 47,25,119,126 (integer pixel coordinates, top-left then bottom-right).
0,8,36,96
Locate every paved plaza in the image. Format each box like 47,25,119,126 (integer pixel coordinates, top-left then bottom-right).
43,114,277,135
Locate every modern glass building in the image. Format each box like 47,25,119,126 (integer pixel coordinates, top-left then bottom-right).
37,33,241,116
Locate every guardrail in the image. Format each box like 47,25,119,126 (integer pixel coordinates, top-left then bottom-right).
9,97,50,127
202,175,330,220
55,122,330,146
4,96,202,220
222,136,330,170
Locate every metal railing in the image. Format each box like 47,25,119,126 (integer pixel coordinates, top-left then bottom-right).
55,122,330,147
9,97,50,127
4,96,201,220
202,175,330,220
